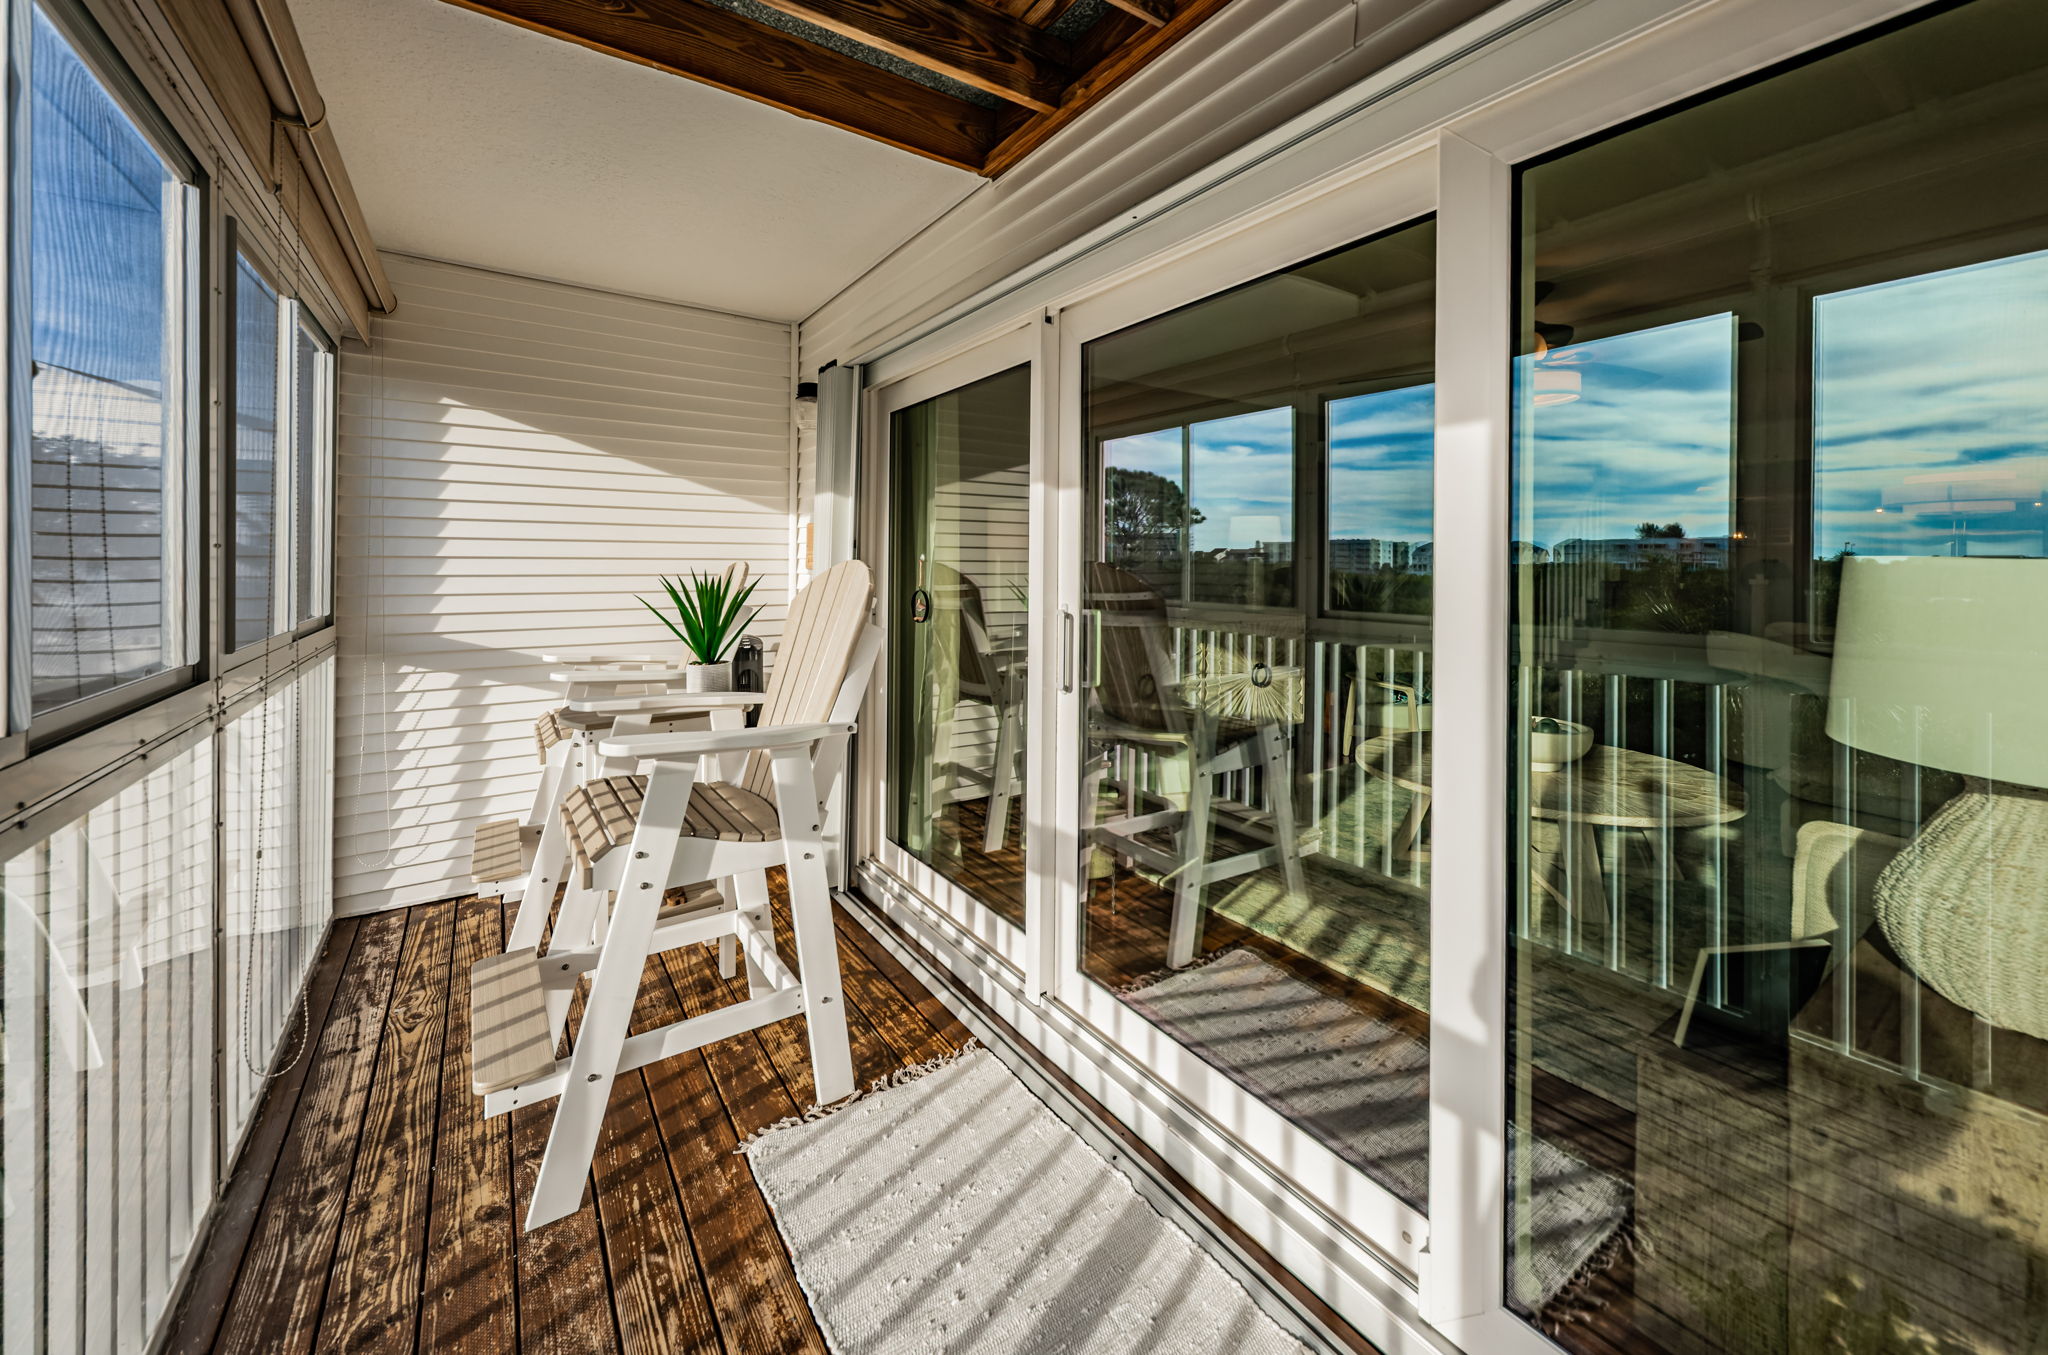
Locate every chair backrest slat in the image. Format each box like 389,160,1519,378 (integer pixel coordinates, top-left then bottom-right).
1087,561,1185,735
741,559,874,796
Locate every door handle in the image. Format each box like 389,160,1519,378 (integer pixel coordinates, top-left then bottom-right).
1061,608,1076,693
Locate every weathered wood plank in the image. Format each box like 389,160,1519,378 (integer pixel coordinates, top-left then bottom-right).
213,911,411,1355
662,935,805,1136
160,919,364,1355
439,0,995,170
832,904,974,1051
587,954,723,1355
749,0,1074,111
510,980,623,1355
983,0,1236,175
419,898,520,1355
318,902,458,1355
1104,0,1171,25
638,954,828,1355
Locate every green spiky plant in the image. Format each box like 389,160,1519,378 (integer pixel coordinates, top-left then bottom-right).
639,570,761,665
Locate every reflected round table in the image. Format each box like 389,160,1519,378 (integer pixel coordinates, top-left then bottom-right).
1355,734,1744,921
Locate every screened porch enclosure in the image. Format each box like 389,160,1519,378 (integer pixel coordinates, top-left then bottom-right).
9,1,2048,1354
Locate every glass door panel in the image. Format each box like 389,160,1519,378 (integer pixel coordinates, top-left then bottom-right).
885,364,1033,948
1510,0,2048,1346
1077,220,1437,1211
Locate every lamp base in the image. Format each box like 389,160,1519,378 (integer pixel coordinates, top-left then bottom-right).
1875,778,2048,1040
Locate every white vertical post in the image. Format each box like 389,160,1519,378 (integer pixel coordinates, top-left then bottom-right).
815,362,861,888
1023,311,1060,1004
1424,128,1514,1331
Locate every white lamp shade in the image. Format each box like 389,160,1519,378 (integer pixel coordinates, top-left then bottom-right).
1825,556,2048,787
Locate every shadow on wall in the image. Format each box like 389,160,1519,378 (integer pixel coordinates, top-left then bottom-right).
334,258,797,912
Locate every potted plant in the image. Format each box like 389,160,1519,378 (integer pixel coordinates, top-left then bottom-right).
639,569,761,692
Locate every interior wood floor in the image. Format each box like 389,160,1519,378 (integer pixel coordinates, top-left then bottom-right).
160,882,973,1355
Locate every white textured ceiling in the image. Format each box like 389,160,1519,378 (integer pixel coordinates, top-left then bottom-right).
292,0,979,322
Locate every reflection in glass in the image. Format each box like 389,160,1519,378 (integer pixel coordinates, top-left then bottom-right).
25,5,189,714
1510,0,2048,1346
1081,219,1435,1209
887,365,1032,929
232,257,279,650
292,320,333,624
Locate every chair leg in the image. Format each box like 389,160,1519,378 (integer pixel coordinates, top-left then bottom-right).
1168,738,1215,970
1262,720,1307,899
514,732,598,946
728,871,774,994
713,873,739,980
770,748,854,1105
526,737,571,829
984,697,1019,854
526,760,696,1230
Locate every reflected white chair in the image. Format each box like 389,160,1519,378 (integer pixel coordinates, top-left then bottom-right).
1083,561,1306,969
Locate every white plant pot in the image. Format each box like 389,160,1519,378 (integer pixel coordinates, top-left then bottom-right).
685,661,733,693
1529,717,1594,773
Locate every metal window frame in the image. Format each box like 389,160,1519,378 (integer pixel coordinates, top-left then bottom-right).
4,0,210,759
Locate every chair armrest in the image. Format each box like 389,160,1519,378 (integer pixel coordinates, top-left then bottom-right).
1366,679,1419,701
599,721,854,760
568,690,765,714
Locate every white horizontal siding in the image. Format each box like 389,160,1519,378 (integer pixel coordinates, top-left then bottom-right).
336,253,795,914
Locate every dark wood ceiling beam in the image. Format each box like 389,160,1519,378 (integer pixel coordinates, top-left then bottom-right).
749,0,1074,112
439,0,994,170
969,0,1087,24
983,0,1232,177
1103,0,1172,27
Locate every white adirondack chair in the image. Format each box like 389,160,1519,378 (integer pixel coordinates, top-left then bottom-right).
468,566,760,917
1084,561,1306,970
467,560,878,1230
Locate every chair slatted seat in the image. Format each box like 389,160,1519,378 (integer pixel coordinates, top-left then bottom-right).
471,819,539,887
561,776,780,885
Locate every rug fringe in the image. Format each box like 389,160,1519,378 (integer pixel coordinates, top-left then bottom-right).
737,1039,985,1152
1112,944,1247,995
1539,1210,1640,1331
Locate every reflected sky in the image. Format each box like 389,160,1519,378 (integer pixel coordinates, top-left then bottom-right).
31,4,172,390
1190,408,1294,552
1330,384,1434,543
1517,315,1736,550
1103,428,1182,483
1815,249,2048,560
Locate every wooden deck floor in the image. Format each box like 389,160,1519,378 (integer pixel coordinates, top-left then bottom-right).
161,882,972,1355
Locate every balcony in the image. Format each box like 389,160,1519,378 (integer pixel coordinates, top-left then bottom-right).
8,1,2048,1354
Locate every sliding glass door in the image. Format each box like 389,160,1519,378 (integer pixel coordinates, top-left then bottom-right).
1509,1,2048,1349
856,6,2048,1347
873,337,1039,972
1053,213,1438,1269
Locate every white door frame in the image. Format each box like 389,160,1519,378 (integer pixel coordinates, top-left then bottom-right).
842,1,1942,1349
859,325,1046,982
1048,153,1439,1284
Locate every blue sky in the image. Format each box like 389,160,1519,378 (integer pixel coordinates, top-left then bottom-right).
1330,384,1434,543
31,5,173,390
1516,314,1737,549
1814,249,2048,559
1189,408,1293,551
